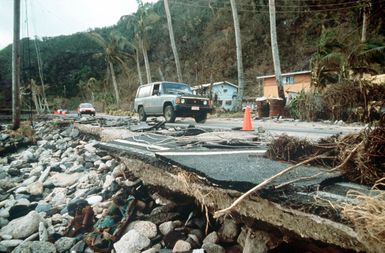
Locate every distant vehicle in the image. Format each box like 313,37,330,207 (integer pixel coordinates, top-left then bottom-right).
78,103,96,116
53,109,67,115
134,81,212,123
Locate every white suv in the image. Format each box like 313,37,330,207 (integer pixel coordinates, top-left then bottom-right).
134,81,212,123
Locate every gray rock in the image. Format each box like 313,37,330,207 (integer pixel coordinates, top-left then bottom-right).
202,243,225,253
218,218,240,243
105,159,118,169
47,188,67,207
28,182,43,196
0,217,9,228
102,175,114,190
44,173,81,187
0,239,23,248
21,150,35,163
0,209,10,219
202,242,226,253
54,237,76,253
86,195,103,206
29,165,44,176
0,244,7,252
12,241,56,253
38,222,48,241
35,203,52,213
127,220,157,239
0,134,9,141
70,240,85,253
70,128,80,138
203,231,219,244
0,211,41,239
113,230,150,253
172,240,191,252
142,243,161,253
112,164,126,178
159,221,175,236
38,167,51,183
67,164,84,173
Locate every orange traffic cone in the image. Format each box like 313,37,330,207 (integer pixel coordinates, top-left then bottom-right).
241,106,253,131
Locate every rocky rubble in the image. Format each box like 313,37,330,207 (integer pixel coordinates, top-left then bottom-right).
0,120,275,253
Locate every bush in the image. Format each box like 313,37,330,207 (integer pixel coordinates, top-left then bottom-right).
288,90,327,121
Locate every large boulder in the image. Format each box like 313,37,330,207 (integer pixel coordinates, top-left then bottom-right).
0,211,41,239
113,230,150,253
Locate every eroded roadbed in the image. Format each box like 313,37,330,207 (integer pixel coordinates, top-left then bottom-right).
78,123,372,252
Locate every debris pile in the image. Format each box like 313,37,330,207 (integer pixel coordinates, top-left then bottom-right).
266,134,335,163
0,122,35,156
267,120,385,186
0,120,285,252
337,125,385,185
341,180,385,253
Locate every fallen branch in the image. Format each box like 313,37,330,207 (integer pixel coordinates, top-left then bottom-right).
275,172,324,189
330,139,364,172
214,153,327,218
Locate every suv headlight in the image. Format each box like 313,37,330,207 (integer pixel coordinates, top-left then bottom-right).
203,100,208,105
181,99,185,104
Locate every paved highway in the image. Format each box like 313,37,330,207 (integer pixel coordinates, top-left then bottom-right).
166,117,364,140
57,112,364,140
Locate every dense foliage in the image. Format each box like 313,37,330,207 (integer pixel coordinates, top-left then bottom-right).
1,0,384,111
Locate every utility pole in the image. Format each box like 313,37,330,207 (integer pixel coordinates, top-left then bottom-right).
268,0,284,100
12,0,21,130
230,0,245,111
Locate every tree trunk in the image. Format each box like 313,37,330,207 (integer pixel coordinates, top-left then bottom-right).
140,38,152,83
269,0,285,101
136,49,143,85
361,4,368,43
164,0,183,82
12,0,21,130
158,67,165,81
230,0,245,111
34,37,50,112
108,61,120,104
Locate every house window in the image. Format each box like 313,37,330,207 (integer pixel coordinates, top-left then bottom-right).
223,89,228,93
225,100,232,105
283,76,294,85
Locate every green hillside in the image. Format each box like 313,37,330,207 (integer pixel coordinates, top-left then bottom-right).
1,0,384,111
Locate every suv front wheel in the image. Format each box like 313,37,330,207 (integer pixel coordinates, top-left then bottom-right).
194,113,207,123
164,105,176,123
138,106,147,121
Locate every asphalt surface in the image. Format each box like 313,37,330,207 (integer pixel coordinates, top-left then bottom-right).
98,132,342,192
156,151,340,191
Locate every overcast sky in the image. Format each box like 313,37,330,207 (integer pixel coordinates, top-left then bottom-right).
0,0,159,50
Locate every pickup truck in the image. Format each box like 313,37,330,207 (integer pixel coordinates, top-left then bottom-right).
134,81,212,123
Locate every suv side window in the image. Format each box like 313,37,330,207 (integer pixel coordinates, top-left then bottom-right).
137,85,151,98
152,84,160,95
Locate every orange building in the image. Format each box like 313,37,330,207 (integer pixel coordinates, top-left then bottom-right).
257,70,311,98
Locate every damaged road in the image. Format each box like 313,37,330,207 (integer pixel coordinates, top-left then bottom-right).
76,117,375,252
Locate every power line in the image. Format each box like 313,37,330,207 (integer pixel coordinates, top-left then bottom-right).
169,0,375,13
172,0,369,8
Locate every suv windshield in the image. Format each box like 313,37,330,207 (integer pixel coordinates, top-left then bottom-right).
162,83,193,95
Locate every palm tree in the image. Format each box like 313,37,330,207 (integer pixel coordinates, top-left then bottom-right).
128,1,161,83
268,0,284,100
230,0,245,111
89,32,129,104
311,28,385,86
164,0,183,82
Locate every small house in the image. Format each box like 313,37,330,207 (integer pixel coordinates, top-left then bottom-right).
191,81,238,111
257,70,311,101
